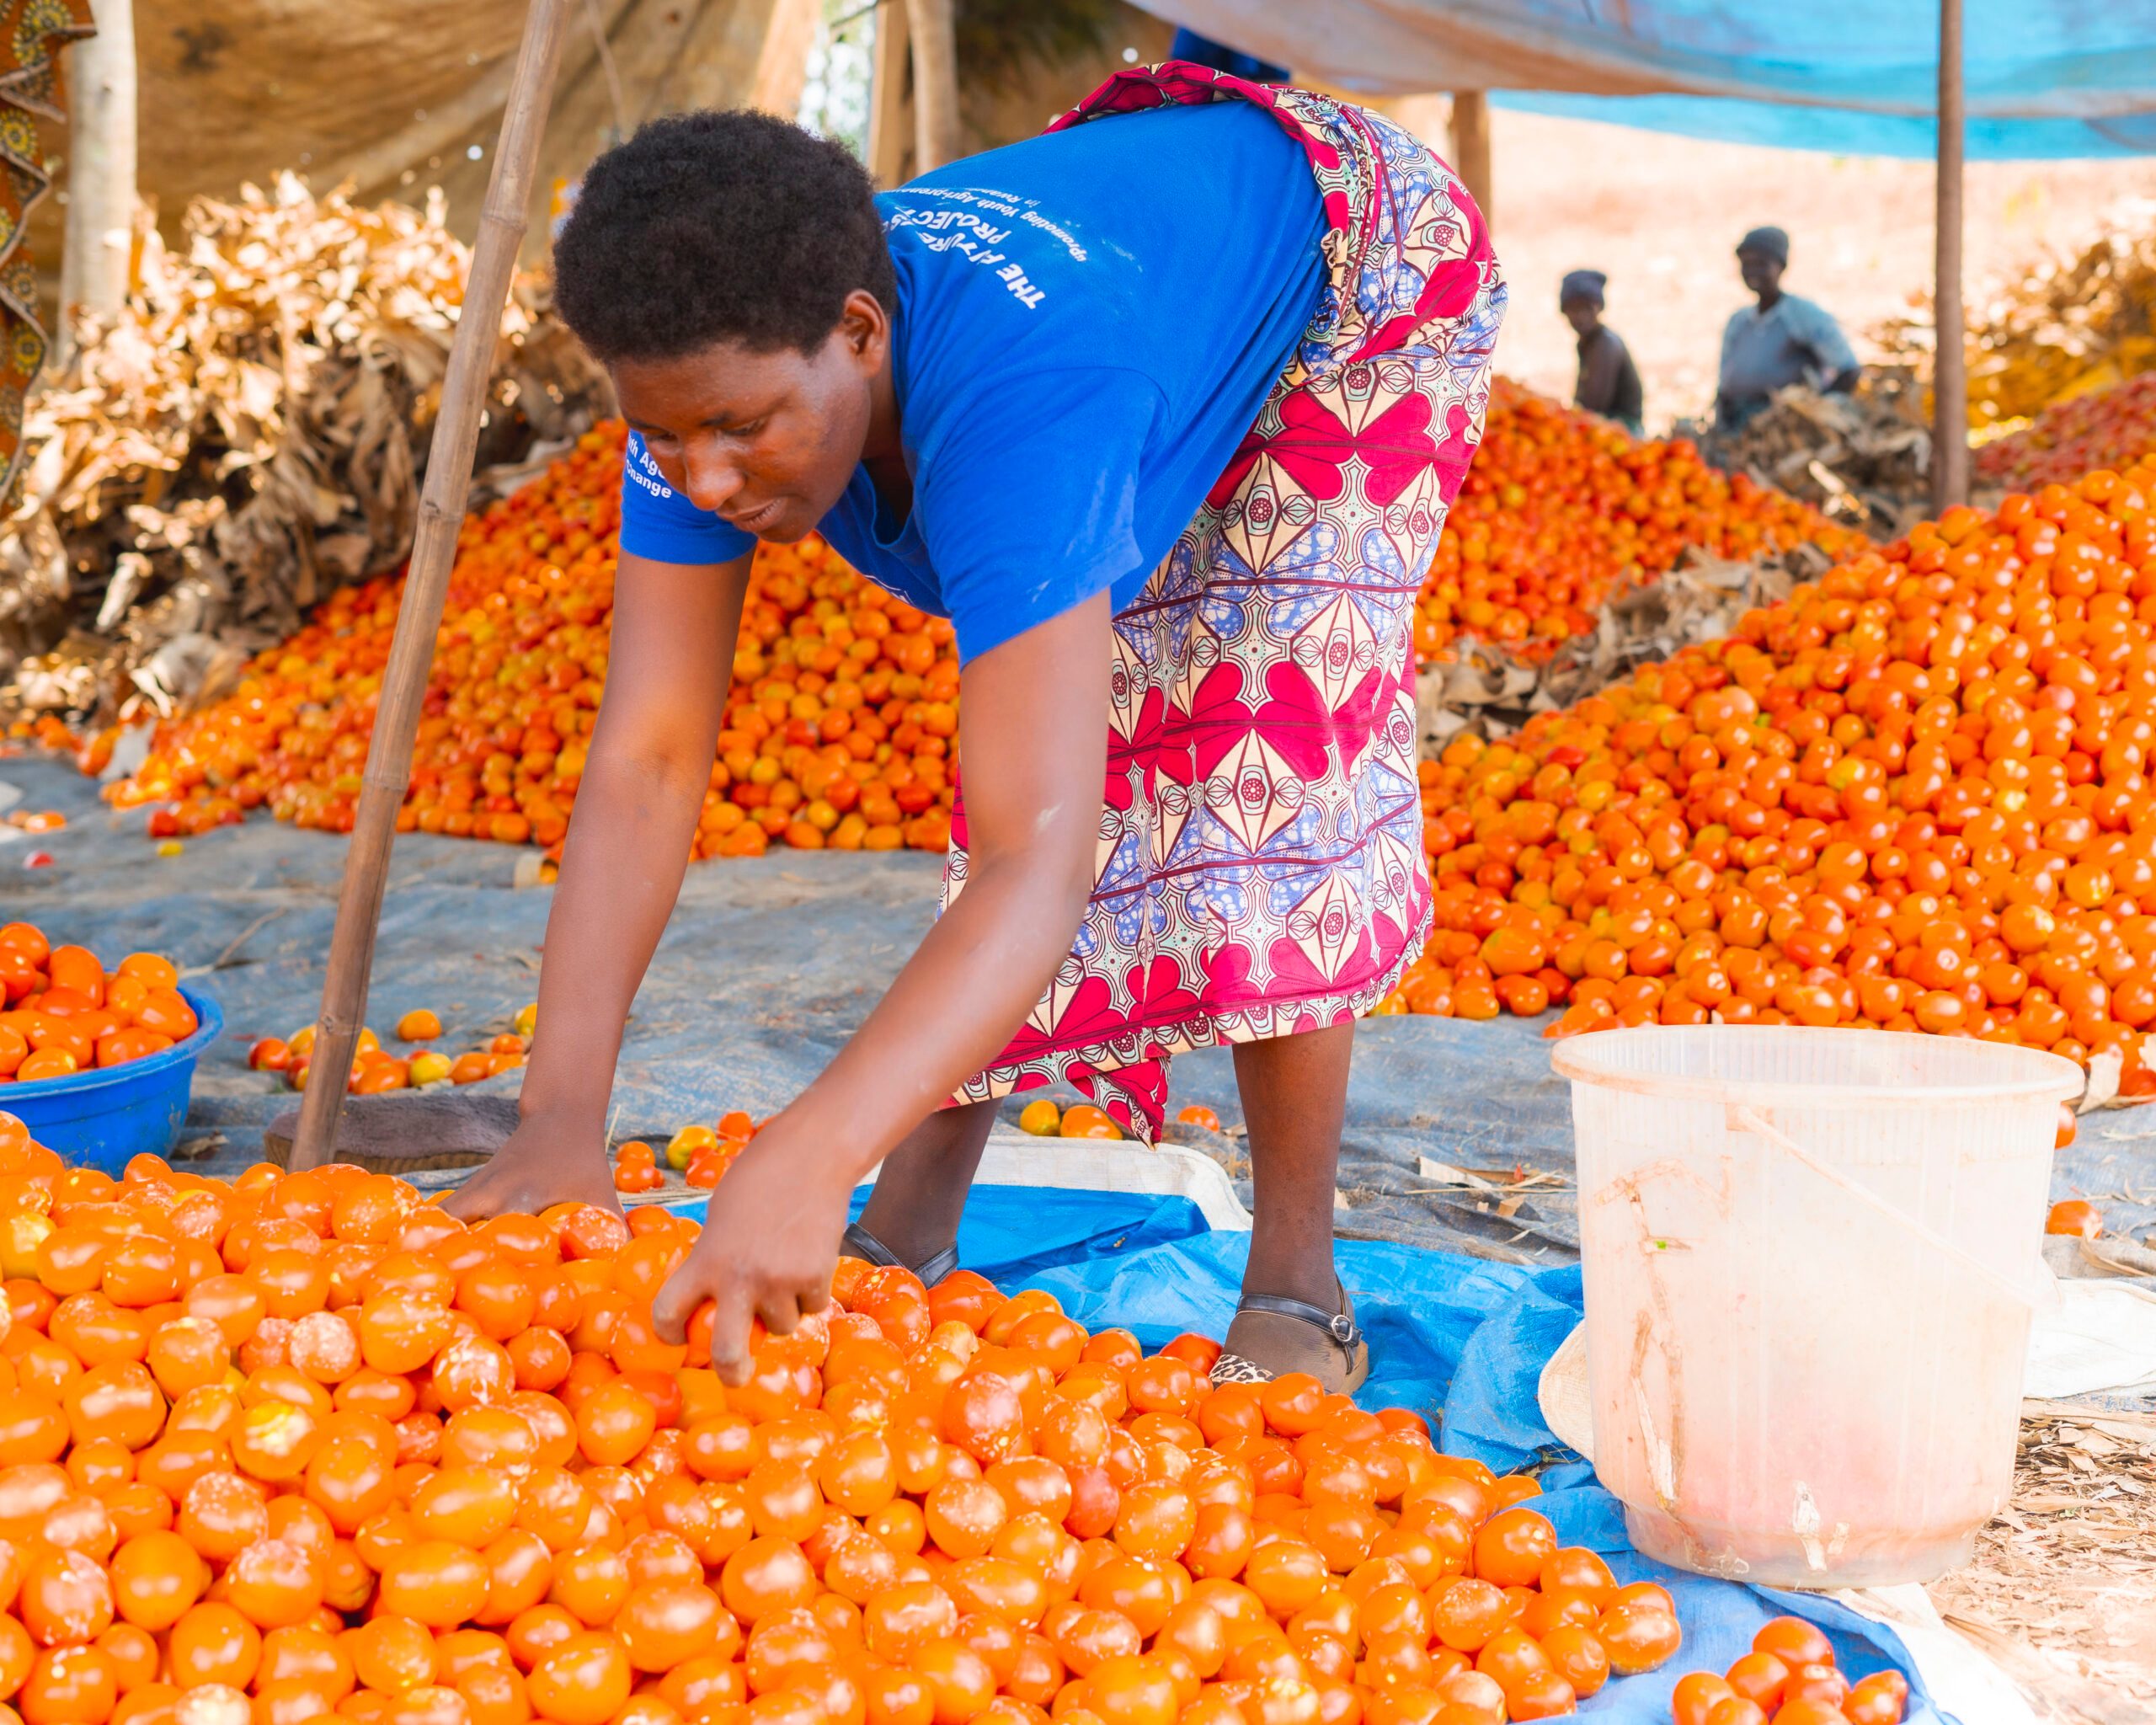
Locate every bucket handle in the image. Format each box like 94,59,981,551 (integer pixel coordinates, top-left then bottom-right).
1729,1104,2049,1310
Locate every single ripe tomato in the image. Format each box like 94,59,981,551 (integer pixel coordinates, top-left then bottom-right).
1726,1651,1792,1709
2044,1199,2102,1238
1595,1600,1683,1674
1844,1670,1911,1725
1470,1506,1558,1588
1673,1670,1737,1725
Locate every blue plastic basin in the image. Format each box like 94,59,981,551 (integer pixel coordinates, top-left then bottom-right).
1,984,225,1172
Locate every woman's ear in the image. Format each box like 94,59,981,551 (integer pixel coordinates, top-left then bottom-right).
841,288,888,363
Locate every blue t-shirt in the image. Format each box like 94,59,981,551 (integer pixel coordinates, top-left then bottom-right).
618,100,1327,662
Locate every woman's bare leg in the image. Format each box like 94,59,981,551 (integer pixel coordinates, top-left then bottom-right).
1224,1019,1359,1385
851,1097,998,1268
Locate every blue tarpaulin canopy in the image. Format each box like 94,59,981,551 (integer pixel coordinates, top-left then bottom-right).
1134,2,2156,158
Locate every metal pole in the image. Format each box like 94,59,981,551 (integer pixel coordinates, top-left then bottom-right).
1932,0,1967,512
288,0,570,1171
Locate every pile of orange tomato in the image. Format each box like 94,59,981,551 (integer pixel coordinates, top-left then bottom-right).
615,1116,763,1194
1413,383,1859,665
0,1108,1732,1725
1976,372,2156,494
0,927,200,1087
1379,457,2156,1083
83,384,1857,862
1667,1617,1908,1725
99,425,959,861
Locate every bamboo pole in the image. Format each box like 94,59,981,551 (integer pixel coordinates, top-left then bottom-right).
867,0,911,188
904,0,960,174
1450,91,1492,230
59,0,136,356
1932,0,1967,512
288,0,569,1172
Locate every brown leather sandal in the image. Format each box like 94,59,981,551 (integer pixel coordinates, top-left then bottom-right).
1209,1279,1370,1391
841,1220,960,1288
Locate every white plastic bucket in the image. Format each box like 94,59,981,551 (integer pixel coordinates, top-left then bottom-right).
1551,1025,2083,1586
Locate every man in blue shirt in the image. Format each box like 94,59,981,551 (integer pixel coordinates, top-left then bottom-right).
1716,226,1860,432
449,68,1503,1392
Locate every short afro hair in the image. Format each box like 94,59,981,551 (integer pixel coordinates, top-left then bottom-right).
552,109,895,362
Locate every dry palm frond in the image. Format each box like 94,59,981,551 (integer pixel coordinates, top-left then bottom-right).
1878,201,2156,432
0,174,610,723
1416,541,1834,751
1700,370,1934,537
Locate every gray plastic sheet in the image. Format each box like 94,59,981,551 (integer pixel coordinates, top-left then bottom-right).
2,752,2148,1253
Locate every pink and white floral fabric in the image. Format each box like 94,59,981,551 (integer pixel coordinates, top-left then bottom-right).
945,63,1506,1140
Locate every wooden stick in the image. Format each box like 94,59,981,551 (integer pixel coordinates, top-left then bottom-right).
288,0,569,1172
1450,92,1492,232
904,0,960,173
1932,0,1968,513
750,0,820,119
867,0,911,189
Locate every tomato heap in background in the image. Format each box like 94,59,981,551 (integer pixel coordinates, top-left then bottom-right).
1976,372,2156,495
102,425,958,860
1383,459,2156,1080
247,1008,537,1100
1414,383,1859,665
0,1109,1741,1725
91,386,1853,860
0,928,199,1088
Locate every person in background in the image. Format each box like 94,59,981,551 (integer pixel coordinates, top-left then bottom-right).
1716,225,1860,432
1168,25,1289,83
1561,269,1641,436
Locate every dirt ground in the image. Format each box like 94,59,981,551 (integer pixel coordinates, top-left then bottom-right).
1380,101,2156,431
1928,1401,2156,1725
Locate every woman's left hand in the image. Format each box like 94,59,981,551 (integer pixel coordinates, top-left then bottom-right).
649,1121,847,1383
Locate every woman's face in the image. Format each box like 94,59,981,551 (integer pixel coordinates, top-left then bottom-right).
614,288,889,545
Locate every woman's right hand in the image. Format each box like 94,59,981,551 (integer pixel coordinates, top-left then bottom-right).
443,1108,622,1220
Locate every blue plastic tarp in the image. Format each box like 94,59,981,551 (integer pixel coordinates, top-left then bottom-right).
1134,2,2156,159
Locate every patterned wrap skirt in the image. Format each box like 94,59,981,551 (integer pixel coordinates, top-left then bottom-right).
944,64,1507,1141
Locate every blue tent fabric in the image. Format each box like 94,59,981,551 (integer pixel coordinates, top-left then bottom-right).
1134,1,2156,159
1492,91,2156,161
1166,26,1289,86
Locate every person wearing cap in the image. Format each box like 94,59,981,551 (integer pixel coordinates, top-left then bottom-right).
1561,270,1642,436
1716,226,1859,432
